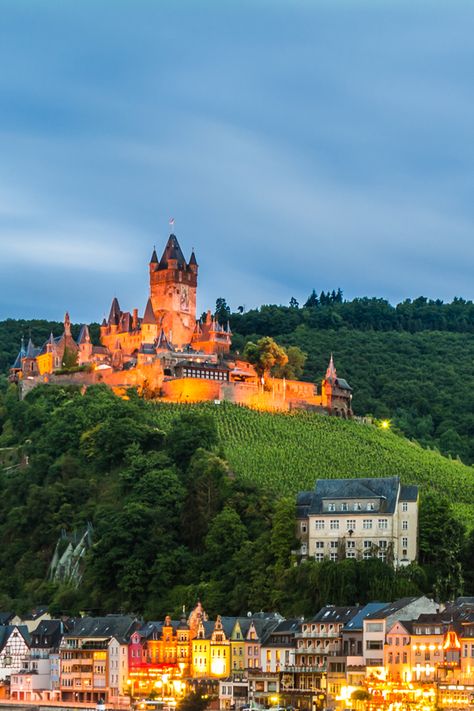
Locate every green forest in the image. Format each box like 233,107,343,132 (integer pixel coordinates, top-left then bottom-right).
0,382,473,617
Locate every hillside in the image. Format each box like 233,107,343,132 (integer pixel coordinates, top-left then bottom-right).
0,384,472,614
2,296,473,465
149,402,474,525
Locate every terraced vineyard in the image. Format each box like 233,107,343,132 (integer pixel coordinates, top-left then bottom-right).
151,401,474,525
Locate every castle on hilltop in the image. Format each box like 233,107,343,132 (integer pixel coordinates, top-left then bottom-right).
10,233,353,415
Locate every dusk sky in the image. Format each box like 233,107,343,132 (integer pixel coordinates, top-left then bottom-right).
1,0,473,322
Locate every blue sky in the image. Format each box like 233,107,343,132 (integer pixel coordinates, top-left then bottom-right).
0,0,473,322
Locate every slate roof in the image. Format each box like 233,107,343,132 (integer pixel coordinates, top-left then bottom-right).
335,378,352,391
150,248,158,264
310,605,360,624
0,612,14,626
108,298,121,325
365,597,420,620
298,476,411,516
77,325,90,343
30,620,64,649
0,625,31,653
189,251,198,266
65,615,136,641
262,618,301,646
343,603,388,631
400,485,418,501
159,234,187,270
12,340,27,369
142,298,157,325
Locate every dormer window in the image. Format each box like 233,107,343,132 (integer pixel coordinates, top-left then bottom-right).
367,503,375,511
328,503,336,512
341,503,348,511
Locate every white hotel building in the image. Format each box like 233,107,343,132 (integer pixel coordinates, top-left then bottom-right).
296,476,418,567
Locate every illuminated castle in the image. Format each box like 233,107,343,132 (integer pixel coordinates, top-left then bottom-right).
10,233,352,415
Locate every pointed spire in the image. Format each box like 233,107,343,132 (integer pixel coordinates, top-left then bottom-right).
142,297,157,325
156,328,173,351
78,324,91,344
159,234,187,270
325,353,337,382
226,320,232,334
108,297,121,325
64,312,71,337
150,246,158,264
25,337,36,358
46,332,55,353
189,250,198,266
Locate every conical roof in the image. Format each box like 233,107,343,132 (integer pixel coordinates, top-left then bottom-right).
78,325,91,343
108,297,121,325
12,338,26,369
142,297,157,325
189,250,198,266
25,337,37,358
156,328,173,351
159,234,187,270
150,247,158,264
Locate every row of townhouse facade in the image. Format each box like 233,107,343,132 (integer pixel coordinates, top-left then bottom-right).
3,598,474,709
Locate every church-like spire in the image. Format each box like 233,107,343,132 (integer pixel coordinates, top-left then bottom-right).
325,353,337,382
150,247,158,264
64,312,72,337
78,324,91,344
108,297,121,325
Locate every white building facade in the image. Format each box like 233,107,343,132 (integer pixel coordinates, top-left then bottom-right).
296,476,418,567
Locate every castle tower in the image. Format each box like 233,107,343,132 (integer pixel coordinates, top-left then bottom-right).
78,324,93,364
141,297,159,342
149,234,198,349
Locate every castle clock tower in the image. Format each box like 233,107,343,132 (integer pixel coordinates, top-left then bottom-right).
149,234,198,348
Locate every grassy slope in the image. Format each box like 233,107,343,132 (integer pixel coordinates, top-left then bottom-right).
151,401,474,525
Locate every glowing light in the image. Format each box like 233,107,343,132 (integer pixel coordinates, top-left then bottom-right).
380,420,391,430
210,658,226,676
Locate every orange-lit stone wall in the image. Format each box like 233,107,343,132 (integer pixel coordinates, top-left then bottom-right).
100,329,143,356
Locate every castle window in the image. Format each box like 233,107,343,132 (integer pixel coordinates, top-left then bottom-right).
402,537,408,547
402,502,408,512
315,553,324,562
402,521,408,530
315,541,324,549
378,519,388,530
341,503,348,511
328,503,336,512
346,551,356,558
315,520,324,530
330,553,338,561
363,519,372,529
329,520,339,530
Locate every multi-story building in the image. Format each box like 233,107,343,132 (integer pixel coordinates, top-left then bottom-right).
10,620,64,702
60,615,136,704
297,477,419,567
0,626,31,682
363,597,438,679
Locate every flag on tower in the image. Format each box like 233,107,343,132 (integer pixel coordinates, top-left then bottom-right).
169,217,175,226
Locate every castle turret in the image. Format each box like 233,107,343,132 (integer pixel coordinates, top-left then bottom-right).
78,324,93,364
321,354,353,417
64,312,72,337
149,234,198,348
141,297,159,342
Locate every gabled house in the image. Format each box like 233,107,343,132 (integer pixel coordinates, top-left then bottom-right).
0,625,31,681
